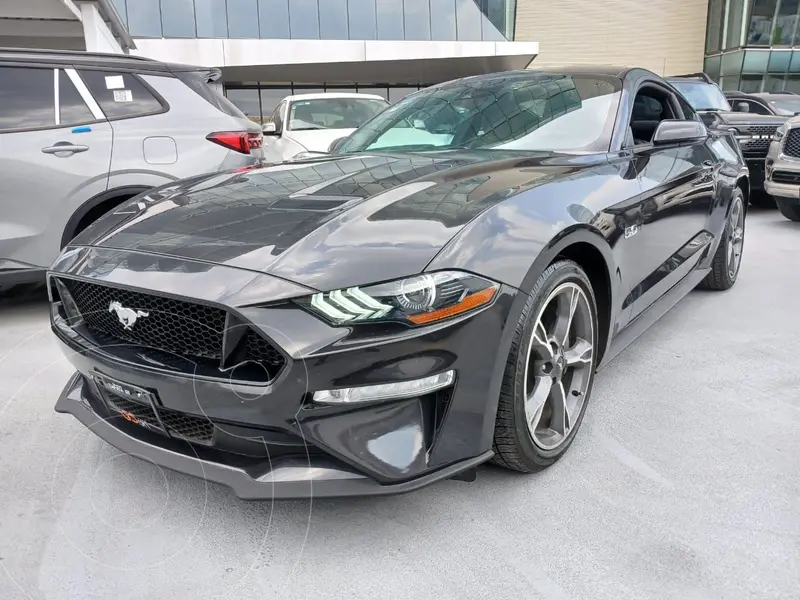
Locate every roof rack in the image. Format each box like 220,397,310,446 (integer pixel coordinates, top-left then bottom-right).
668,72,714,83
0,47,157,62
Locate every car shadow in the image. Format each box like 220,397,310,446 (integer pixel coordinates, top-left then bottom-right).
0,282,48,310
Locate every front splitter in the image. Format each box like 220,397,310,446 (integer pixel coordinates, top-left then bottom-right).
55,372,493,500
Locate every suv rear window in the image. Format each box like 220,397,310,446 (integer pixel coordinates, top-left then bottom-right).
174,71,247,118
78,70,164,119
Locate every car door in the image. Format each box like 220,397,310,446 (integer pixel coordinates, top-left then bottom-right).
617,80,717,328
0,64,112,272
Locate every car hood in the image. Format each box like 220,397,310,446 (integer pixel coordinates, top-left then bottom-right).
286,128,357,152
701,110,787,127
73,150,584,291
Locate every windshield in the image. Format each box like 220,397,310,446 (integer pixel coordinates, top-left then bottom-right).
287,98,389,131
335,74,621,154
669,80,732,111
767,97,800,115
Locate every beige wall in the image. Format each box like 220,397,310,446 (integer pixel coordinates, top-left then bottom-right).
515,0,708,76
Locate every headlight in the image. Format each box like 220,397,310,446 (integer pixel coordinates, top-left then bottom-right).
296,271,499,327
775,124,787,140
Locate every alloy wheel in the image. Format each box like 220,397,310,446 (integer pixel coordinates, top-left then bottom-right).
523,282,594,451
727,196,745,279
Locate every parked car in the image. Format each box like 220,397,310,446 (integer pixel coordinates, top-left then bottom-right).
667,72,785,207
765,116,800,220
50,66,747,499
724,90,800,116
0,48,263,293
261,92,389,162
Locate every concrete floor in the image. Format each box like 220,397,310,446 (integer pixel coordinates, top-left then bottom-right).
0,209,798,600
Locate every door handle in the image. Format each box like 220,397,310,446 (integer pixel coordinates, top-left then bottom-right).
42,142,89,155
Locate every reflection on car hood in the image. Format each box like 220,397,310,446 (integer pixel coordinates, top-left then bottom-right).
73,151,584,291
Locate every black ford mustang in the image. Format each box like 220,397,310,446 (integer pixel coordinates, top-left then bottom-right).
49,67,748,499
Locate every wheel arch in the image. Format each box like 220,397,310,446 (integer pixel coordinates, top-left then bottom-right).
736,174,750,210
61,185,151,248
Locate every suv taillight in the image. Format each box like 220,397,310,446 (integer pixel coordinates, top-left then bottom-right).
206,131,263,154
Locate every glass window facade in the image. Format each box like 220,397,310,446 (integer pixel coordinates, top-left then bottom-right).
116,0,516,41
706,0,800,92
228,84,426,123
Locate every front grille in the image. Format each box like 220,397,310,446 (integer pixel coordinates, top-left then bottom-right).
771,170,800,185
63,278,226,360
104,391,215,445
739,125,779,158
56,278,286,381
783,128,800,158
744,125,779,136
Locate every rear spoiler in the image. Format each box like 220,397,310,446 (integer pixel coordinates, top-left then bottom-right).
669,72,714,84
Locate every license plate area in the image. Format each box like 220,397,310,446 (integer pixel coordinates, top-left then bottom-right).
92,372,167,436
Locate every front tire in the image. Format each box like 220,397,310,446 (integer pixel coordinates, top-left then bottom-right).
699,188,745,291
492,260,598,473
775,197,800,221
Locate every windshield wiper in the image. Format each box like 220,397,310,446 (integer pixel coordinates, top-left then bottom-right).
292,126,325,131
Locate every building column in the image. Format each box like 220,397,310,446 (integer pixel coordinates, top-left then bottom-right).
78,1,123,53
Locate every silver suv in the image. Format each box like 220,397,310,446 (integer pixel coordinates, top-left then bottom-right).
0,48,264,291
765,116,800,221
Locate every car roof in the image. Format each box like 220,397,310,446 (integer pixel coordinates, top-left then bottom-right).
0,47,208,74
286,92,389,102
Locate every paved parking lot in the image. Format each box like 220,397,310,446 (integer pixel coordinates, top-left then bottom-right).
0,209,798,600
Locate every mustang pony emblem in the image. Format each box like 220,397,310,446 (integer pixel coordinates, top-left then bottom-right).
108,301,150,330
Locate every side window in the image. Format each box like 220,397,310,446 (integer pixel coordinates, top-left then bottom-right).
272,101,286,131
747,101,771,115
0,66,55,132
675,94,699,121
77,70,164,120
629,86,677,145
58,70,95,126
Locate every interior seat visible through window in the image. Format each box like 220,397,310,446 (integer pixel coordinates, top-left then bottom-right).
630,87,677,145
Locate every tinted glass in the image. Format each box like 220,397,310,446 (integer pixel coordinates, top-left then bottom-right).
764,74,786,92
161,0,196,37
348,0,377,39
59,70,94,125
742,100,772,114
289,0,320,38
195,0,228,36
228,0,259,37
725,0,745,48
320,0,349,38
359,86,389,99
774,0,799,44
706,0,724,52
377,0,405,39
721,50,745,75
785,76,800,93
455,0,483,40
78,71,163,119
259,0,290,38
739,75,764,92
404,0,432,41
704,55,722,80
110,0,128,26
337,75,620,153
388,87,419,103
748,0,777,45
126,0,162,36
769,50,792,72
0,67,54,131
260,88,291,116
742,50,770,74
720,76,741,91
430,0,457,40
288,98,389,130
227,88,262,123
790,50,800,72
668,81,732,111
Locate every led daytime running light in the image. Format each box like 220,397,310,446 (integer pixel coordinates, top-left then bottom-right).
313,370,455,404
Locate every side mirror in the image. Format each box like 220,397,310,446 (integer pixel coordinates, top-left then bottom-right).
734,102,749,113
652,120,708,145
328,136,348,153
262,121,280,136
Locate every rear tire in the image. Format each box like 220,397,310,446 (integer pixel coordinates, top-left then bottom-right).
699,188,745,291
775,197,800,221
492,260,598,473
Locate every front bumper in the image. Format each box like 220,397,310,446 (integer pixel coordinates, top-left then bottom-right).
765,140,800,199
49,247,515,498
56,373,491,499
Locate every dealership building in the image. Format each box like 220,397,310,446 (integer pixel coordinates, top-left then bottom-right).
1,1,798,116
